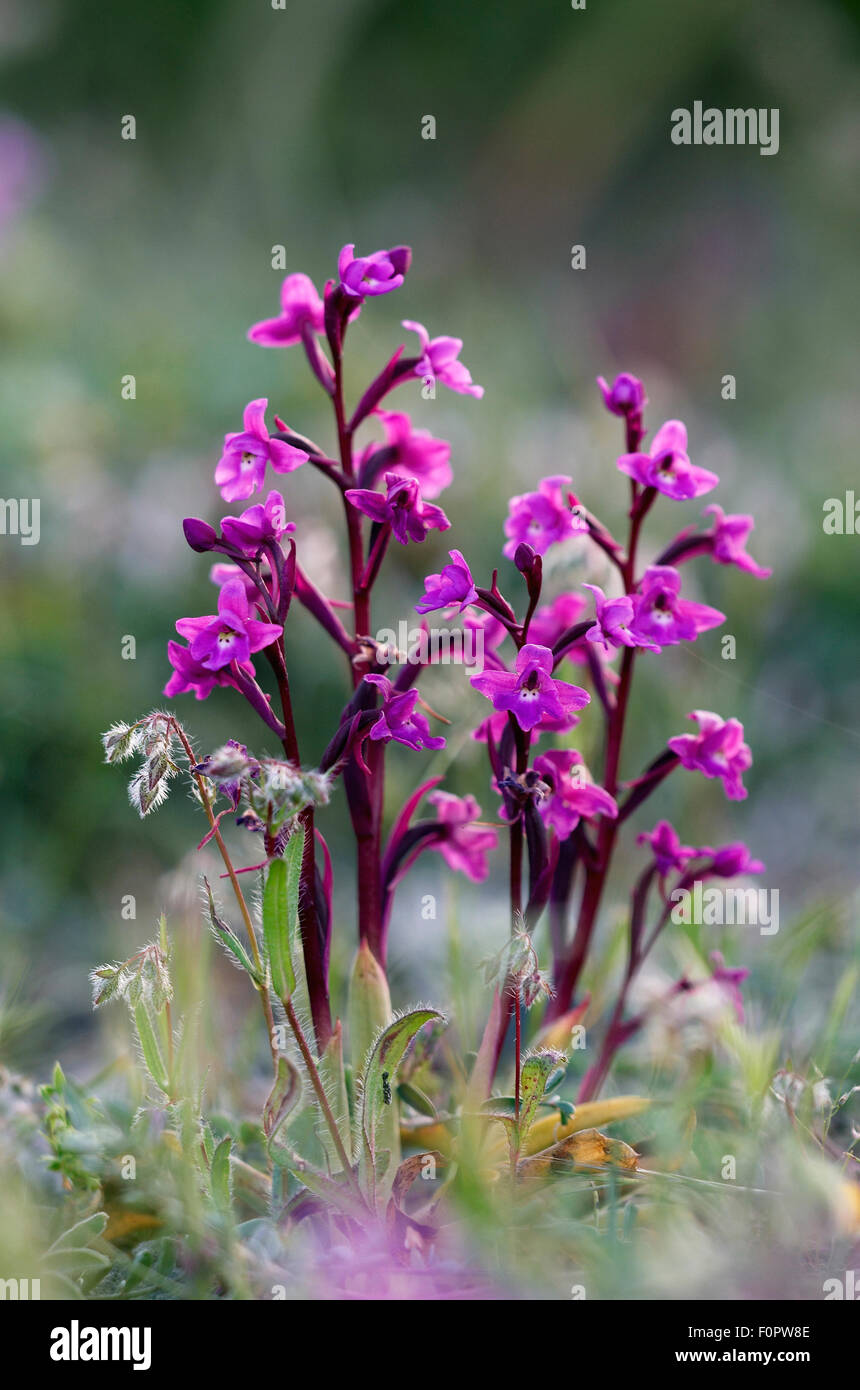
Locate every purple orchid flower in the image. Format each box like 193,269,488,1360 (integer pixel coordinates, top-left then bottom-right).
345,473,450,545
247,273,325,347
164,640,255,701
708,951,751,1023
636,820,697,878
427,791,499,882
630,565,725,650
617,420,719,501
583,583,657,655
402,320,483,397
220,491,295,554
364,675,446,752
701,842,766,877
668,710,753,801
214,399,308,503
503,475,587,559
703,504,772,579
175,579,282,672
338,243,411,298
470,643,590,733
597,372,648,418
357,409,452,498
415,549,478,614
533,749,618,838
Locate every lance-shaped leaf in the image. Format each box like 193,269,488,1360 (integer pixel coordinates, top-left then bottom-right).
46,1212,109,1254
262,828,304,1000
388,1149,446,1220
517,1127,639,1178
133,1000,170,1094
360,1009,445,1175
210,1136,233,1210
263,1055,302,1140
203,877,262,986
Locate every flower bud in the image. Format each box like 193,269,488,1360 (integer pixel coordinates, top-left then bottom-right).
183,517,219,553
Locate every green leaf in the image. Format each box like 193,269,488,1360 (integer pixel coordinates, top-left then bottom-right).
397,1080,438,1120
203,878,262,985
47,1212,108,1254
262,830,304,1001
133,1001,170,1094
517,1051,564,1145
210,1136,233,1210
263,1056,302,1140
361,1009,445,1175
46,1248,111,1275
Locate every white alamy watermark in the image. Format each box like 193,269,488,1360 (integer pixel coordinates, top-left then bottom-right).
670,881,779,935
50,1320,151,1371
375,621,485,674
671,102,779,156
0,498,40,545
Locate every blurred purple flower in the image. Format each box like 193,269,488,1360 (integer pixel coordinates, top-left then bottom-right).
247,273,325,347
597,372,647,418
427,790,498,881
358,409,452,498
708,951,750,1023
637,820,697,877
402,320,483,397
503,475,586,559
0,118,44,239
668,710,752,801
703,504,772,579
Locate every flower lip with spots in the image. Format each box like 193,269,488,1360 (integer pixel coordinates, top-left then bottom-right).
175,578,282,672
617,420,719,501
503,474,587,559
470,642,590,733
214,399,308,503
630,564,725,650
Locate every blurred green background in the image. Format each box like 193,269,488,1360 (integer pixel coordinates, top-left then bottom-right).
1,0,858,1076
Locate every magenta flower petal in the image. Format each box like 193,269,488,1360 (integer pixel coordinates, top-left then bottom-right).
247,272,325,347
